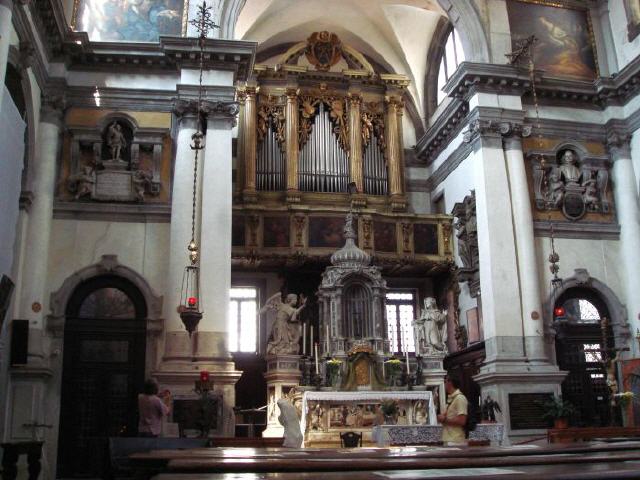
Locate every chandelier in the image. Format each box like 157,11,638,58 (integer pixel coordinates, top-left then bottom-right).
179,2,220,336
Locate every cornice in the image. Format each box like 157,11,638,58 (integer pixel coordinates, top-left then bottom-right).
414,98,468,165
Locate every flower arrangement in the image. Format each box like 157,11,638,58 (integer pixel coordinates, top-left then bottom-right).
327,358,342,367
542,396,576,421
614,391,635,408
326,358,342,387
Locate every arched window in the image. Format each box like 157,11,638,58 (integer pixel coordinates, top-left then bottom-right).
436,29,465,105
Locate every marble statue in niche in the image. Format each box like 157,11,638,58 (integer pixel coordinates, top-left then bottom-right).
452,192,480,297
66,116,161,203
533,148,609,221
413,297,448,356
262,292,308,355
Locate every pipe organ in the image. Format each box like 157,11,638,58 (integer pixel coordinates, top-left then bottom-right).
237,31,410,211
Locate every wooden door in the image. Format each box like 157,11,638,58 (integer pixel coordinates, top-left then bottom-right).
57,276,146,478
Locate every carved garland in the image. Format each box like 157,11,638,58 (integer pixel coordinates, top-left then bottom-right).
257,95,286,150
361,101,387,160
298,93,349,151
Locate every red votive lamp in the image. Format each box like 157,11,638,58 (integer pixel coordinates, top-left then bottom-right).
554,306,566,318
200,370,210,382
188,296,197,308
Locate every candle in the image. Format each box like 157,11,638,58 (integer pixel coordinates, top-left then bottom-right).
404,332,410,374
302,323,306,355
200,370,210,382
314,343,319,374
310,326,314,353
326,324,330,354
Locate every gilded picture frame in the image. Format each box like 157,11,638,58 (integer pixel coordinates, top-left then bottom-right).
506,0,599,80
72,0,189,42
624,0,640,42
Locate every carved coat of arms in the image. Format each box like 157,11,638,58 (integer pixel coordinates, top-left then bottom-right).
305,31,342,71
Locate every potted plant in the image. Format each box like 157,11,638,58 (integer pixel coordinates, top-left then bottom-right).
543,396,576,429
380,400,399,425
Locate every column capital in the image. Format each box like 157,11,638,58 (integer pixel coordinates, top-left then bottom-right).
201,100,239,120
347,92,362,107
463,119,530,149
606,130,632,159
285,87,298,99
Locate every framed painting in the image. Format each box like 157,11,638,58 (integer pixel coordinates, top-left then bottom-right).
413,223,438,255
373,221,397,253
263,216,290,248
308,216,356,248
73,0,187,42
507,0,598,80
625,0,640,41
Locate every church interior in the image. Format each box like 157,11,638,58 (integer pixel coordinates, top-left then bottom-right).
1,0,640,478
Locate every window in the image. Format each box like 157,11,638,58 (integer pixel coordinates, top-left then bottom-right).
437,29,465,104
229,287,258,352
386,291,416,354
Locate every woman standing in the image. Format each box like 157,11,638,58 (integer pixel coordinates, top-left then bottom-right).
138,379,170,437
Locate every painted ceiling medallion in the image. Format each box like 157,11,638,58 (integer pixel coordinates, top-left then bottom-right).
305,31,342,71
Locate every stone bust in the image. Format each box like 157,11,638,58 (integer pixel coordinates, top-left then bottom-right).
558,150,581,185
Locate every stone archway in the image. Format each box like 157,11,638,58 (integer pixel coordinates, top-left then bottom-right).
47,254,163,338
545,268,631,350
437,0,490,63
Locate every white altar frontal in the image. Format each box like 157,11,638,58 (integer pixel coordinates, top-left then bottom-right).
301,390,437,446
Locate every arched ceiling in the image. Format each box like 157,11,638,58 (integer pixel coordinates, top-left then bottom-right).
235,0,446,123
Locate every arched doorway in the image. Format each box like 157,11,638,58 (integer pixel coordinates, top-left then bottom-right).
554,286,612,427
56,275,147,477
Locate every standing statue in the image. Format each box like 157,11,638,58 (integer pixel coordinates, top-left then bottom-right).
107,122,127,161
414,297,448,355
262,292,308,355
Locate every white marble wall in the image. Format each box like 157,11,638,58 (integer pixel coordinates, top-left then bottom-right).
608,0,640,70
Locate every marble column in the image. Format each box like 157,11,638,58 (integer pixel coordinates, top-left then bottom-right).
608,132,640,356
467,123,525,369
198,109,241,436
18,101,63,365
0,0,14,112
162,112,199,362
242,87,257,202
285,88,299,197
348,93,363,192
503,130,546,364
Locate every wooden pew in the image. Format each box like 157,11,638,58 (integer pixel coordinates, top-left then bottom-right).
547,427,640,443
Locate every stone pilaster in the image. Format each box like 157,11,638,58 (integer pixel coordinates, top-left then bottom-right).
235,89,246,200
607,131,640,356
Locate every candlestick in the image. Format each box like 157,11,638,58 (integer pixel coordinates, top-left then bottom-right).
302,323,306,355
314,343,319,374
310,325,314,353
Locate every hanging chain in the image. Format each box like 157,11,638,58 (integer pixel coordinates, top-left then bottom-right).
186,1,220,265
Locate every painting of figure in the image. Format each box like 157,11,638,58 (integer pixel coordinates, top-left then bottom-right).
413,223,438,255
373,222,397,253
309,216,356,248
507,1,597,80
76,0,185,42
263,216,290,248
625,0,640,41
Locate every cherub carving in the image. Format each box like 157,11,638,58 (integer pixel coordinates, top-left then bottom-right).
67,165,95,200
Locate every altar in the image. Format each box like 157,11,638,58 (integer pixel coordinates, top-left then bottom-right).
301,390,437,446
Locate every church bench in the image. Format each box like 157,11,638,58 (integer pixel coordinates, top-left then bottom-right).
108,437,209,478
547,427,640,444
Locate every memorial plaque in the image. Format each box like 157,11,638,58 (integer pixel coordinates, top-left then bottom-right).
509,392,554,430
95,171,133,201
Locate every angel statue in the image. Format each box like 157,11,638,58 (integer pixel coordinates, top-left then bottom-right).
415,297,448,355
261,292,308,355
